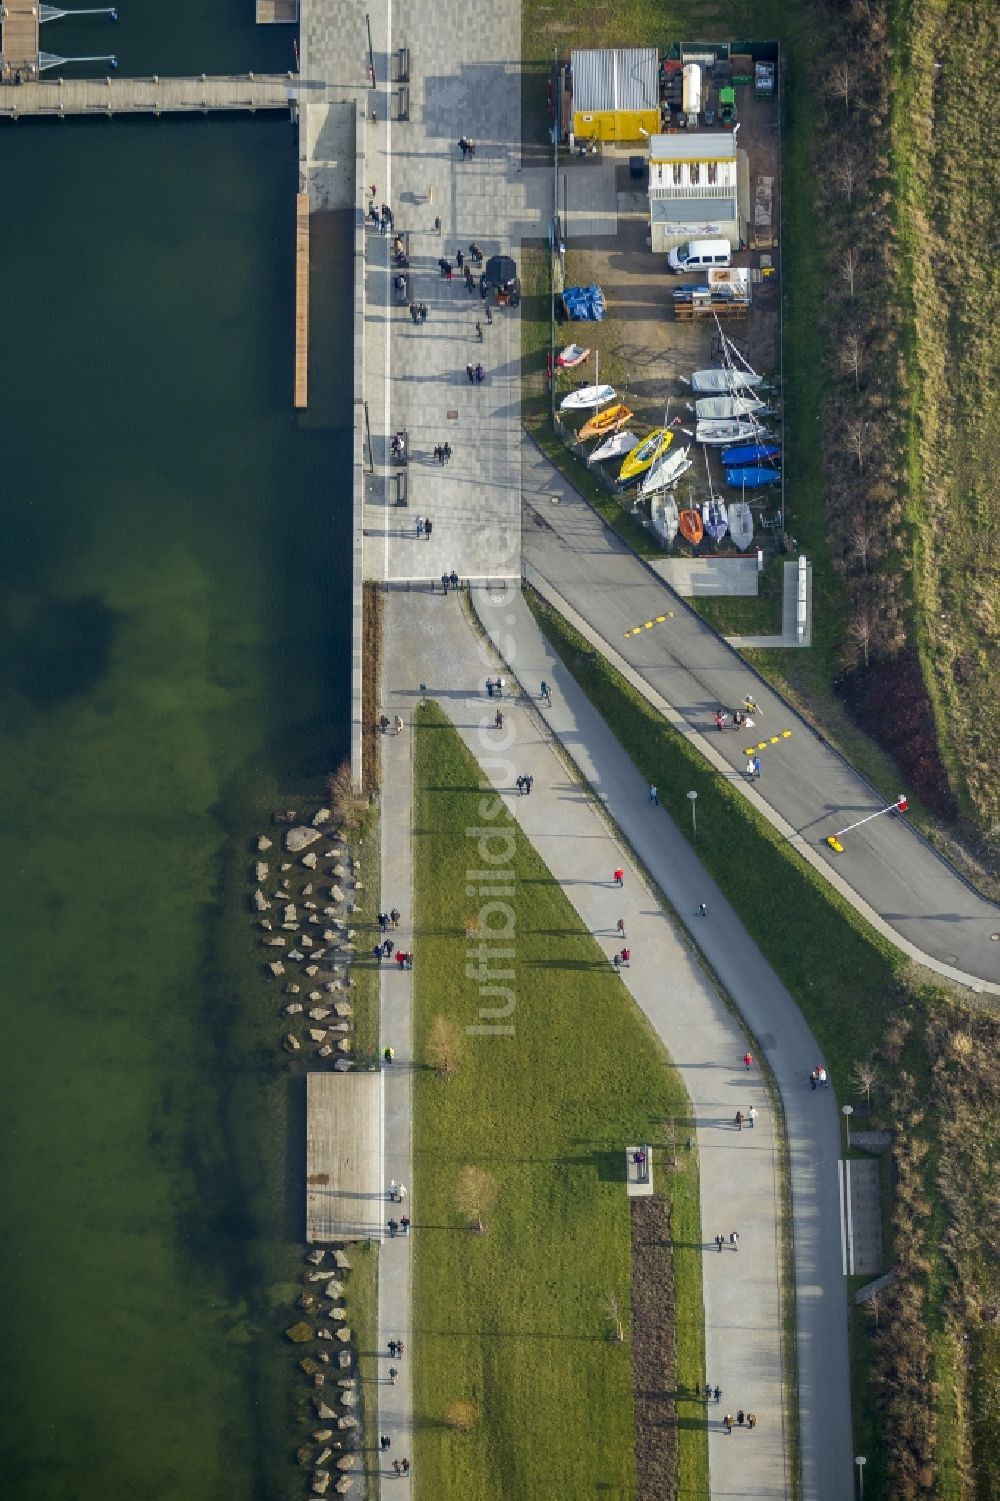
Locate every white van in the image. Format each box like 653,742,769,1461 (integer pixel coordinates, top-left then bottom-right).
666,238,732,274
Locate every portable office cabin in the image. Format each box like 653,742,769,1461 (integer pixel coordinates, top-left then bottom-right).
571,48,659,142
647,131,749,254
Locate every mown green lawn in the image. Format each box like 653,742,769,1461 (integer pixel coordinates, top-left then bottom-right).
411,703,707,1499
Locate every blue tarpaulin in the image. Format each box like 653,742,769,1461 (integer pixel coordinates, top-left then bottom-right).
562,284,606,321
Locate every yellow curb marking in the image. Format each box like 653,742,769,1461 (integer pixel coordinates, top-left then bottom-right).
624,611,674,640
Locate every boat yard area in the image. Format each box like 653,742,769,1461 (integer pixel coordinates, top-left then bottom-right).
543,46,787,583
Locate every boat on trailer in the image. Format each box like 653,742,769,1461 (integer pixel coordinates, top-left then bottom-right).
640,444,691,496
579,402,632,439
694,394,768,421
679,507,704,545
721,440,781,466
590,429,638,464
618,427,674,483
556,343,590,368
650,494,679,544
560,383,616,411
702,497,729,542
727,501,754,550
724,465,781,489
695,419,765,446
690,367,765,395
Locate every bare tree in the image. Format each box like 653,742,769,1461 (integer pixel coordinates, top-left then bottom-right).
426,1014,463,1080
852,1057,879,1106
327,759,366,829
827,59,856,114
455,1165,497,1235
839,330,866,390
606,1294,625,1344
839,245,862,299
847,606,876,668
845,417,870,472
849,516,882,574
831,155,861,206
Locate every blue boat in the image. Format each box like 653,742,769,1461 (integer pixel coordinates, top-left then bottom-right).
724,465,781,489
721,441,781,466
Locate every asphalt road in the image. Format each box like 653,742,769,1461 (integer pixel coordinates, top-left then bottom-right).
521,444,1000,991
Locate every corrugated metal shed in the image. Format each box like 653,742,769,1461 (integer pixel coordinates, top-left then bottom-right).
572,48,659,113
649,132,736,161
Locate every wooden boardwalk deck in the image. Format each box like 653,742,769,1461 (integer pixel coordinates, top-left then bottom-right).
1,0,40,80
306,1073,383,1243
0,73,297,119
256,0,299,20
294,191,309,409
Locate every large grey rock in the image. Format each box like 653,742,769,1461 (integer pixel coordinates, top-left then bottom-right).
307,1248,326,1265
257,835,273,852
314,1399,335,1419
283,903,298,924
338,1389,356,1408
255,862,269,882
267,961,285,977
284,983,301,994
334,1478,355,1495
337,1350,352,1370
312,807,332,827
288,949,304,962
333,1249,351,1270
302,852,319,870
283,1002,304,1016
336,1415,358,1430
283,1032,301,1051
263,936,286,948
334,1059,352,1072
334,1326,352,1342
324,1279,345,1299
286,826,321,853
312,1468,330,1494
253,890,270,912
313,1428,334,1441
318,1045,333,1058
329,885,345,904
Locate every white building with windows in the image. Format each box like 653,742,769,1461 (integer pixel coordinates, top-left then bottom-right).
647,132,750,255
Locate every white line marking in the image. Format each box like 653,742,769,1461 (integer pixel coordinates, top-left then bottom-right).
838,1159,848,1276
845,1157,854,1275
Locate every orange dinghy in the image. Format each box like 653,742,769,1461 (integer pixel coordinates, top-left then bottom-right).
679,508,704,545
578,403,633,440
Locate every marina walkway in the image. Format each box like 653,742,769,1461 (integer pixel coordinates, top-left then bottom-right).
380,584,849,1498
0,73,298,118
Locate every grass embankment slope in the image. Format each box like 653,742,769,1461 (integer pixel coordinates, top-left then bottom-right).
528,590,1000,1500
410,702,706,1499
890,0,1000,845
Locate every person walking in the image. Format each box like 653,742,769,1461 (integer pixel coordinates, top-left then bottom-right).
737,1408,745,1427
612,952,621,972
456,248,464,269
744,1051,754,1071
649,784,658,804
393,1459,402,1477
383,939,393,958
397,1185,407,1203
753,755,762,780
616,918,626,940
390,908,400,929
388,1180,397,1201
434,215,441,235
394,715,403,735
388,1366,398,1385
495,709,503,729
713,1385,722,1403
380,1434,391,1451
620,947,631,966
378,912,388,932
723,1413,733,1434
424,519,432,539
415,515,425,537
747,1412,758,1430
715,1234,724,1253
613,868,624,886
475,320,483,341
735,1110,744,1131
466,363,475,384
400,1215,410,1234
387,1218,398,1237
704,1382,712,1402
730,1230,740,1251
372,943,383,966
748,1104,758,1128
540,680,551,704
387,1339,397,1357
485,304,493,325
384,1045,395,1064
401,1459,410,1476
698,902,708,917
524,774,533,795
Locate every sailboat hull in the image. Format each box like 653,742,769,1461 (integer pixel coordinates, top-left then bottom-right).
721,441,781,466
640,444,691,495
618,428,674,482
694,395,767,421
590,430,638,463
727,501,754,550
578,403,632,439
695,420,764,446
679,508,703,545
691,368,765,394
560,383,616,411
724,466,781,489
702,499,729,541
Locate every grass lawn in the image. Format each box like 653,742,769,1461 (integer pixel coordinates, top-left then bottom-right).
411,703,707,1499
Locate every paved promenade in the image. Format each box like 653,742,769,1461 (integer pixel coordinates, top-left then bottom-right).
521,436,1000,993
380,585,852,1499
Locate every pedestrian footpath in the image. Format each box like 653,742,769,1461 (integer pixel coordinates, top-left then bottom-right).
382,586,855,1499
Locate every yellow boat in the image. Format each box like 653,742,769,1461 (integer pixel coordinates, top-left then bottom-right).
578,403,633,440
618,427,674,482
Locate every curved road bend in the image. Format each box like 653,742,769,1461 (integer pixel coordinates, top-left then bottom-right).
520,441,1000,991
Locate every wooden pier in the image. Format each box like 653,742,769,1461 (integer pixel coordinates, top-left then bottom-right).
0,73,298,119
306,1073,383,1243
294,192,309,409
1,0,40,81
256,0,299,20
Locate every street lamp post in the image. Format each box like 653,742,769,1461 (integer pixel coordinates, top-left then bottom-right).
687,789,698,838
855,1455,866,1499
842,1103,854,1153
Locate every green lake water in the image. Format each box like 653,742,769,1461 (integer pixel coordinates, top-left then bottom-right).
0,6,352,1496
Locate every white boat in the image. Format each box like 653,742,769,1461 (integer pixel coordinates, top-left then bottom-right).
640,444,692,496
650,494,679,544
690,367,765,394
694,394,768,421
695,419,765,446
590,429,638,464
559,383,616,412
702,497,729,542
728,501,754,550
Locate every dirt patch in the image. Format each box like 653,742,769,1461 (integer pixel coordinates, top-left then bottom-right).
630,1194,678,1499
